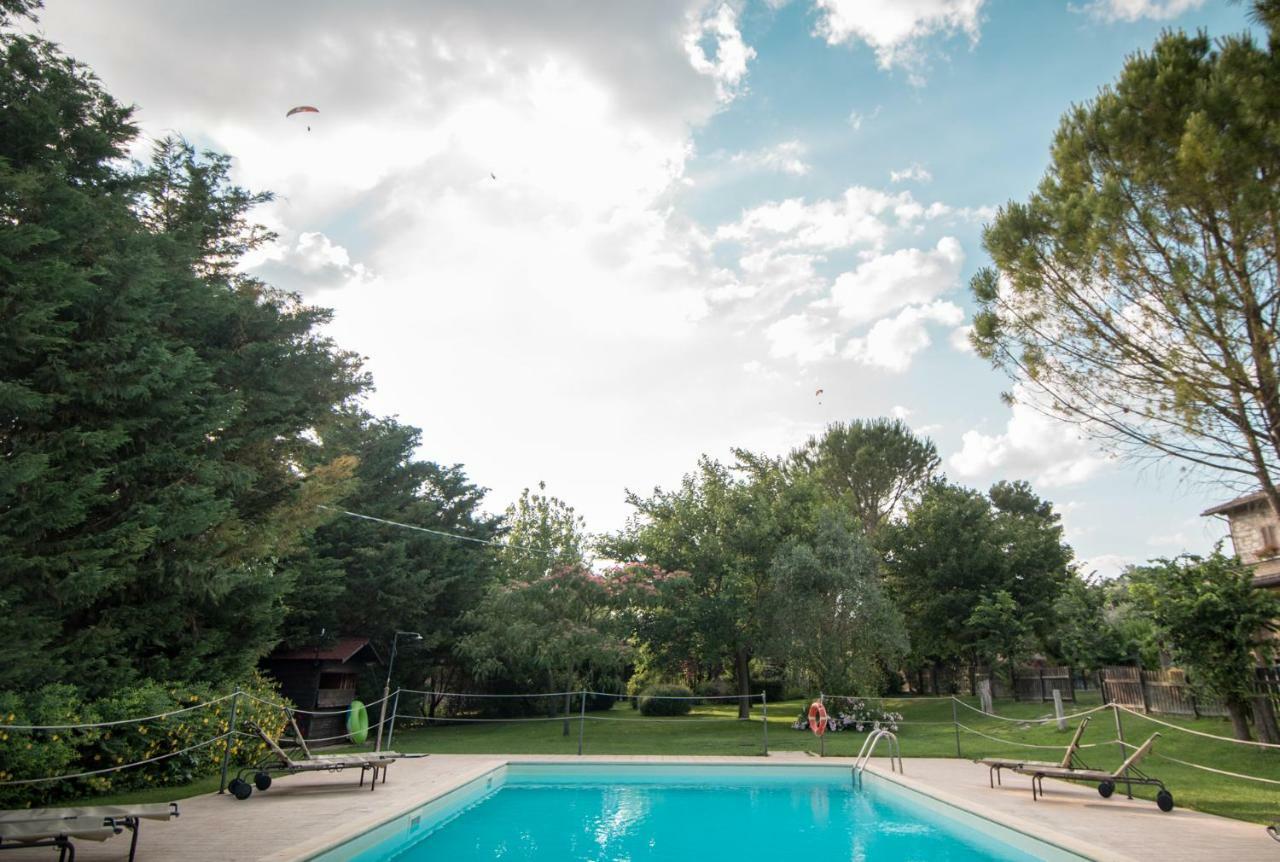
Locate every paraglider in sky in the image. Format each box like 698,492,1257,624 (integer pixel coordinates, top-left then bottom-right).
287,105,319,131
815,388,824,405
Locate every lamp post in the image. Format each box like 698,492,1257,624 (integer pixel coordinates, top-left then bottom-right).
376,630,421,752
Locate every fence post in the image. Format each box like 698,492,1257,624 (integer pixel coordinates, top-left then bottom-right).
819,692,826,757
218,690,241,794
1139,671,1151,714
761,690,769,756
1039,668,1047,703
1067,666,1076,703
952,697,961,757
386,689,402,750
577,690,586,756
1112,704,1132,799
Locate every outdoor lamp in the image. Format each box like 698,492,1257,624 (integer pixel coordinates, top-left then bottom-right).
375,630,422,752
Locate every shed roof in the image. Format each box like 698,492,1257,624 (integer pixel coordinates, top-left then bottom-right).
268,636,381,664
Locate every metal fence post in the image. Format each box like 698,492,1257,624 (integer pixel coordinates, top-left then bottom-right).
218,690,241,794
761,691,769,756
386,689,402,750
1112,704,1132,799
952,697,961,758
818,692,825,757
577,690,587,756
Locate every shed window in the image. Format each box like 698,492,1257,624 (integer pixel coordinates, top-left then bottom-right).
318,672,355,690
1260,524,1278,553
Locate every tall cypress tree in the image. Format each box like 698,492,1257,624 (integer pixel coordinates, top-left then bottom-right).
0,8,367,694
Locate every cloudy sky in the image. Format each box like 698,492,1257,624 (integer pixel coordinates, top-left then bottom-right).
31,0,1256,575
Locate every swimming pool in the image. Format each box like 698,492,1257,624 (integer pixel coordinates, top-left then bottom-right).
311,763,1088,861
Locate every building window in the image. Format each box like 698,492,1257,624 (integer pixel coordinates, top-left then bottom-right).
1260,524,1279,556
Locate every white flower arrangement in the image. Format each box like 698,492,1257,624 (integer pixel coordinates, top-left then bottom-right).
791,696,902,733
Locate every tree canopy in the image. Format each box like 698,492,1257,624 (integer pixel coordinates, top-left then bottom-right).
0,23,366,694
785,418,938,536
971,14,1280,513
1130,551,1279,739
883,481,1071,687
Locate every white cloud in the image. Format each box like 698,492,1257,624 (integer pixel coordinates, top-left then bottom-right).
891,404,912,420
716,186,928,252
949,386,1112,487
949,323,974,353
810,0,986,80
843,300,964,372
685,3,757,101
847,105,881,130
729,140,811,175
1078,0,1204,22
830,236,964,325
766,313,839,363
1078,553,1133,579
251,231,375,294
890,163,933,183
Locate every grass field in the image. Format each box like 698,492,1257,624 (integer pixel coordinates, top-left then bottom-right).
72,693,1280,824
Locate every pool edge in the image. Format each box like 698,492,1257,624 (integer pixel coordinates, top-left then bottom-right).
258,756,1130,862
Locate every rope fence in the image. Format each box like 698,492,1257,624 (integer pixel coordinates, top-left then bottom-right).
952,697,1113,725
0,692,239,731
0,732,234,786
5,687,1280,804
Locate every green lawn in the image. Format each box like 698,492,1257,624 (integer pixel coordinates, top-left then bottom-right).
67,693,1280,824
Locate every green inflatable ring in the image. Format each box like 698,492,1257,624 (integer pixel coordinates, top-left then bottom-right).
346,699,369,744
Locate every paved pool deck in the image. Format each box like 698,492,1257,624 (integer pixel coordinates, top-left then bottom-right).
3,754,1273,861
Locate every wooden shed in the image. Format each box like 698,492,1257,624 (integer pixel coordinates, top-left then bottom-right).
262,637,382,743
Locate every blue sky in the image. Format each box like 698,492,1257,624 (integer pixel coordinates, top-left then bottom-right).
33,0,1257,574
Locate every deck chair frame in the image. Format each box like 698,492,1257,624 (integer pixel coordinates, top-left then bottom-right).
976,716,1092,788
0,802,178,862
236,712,396,797
1015,733,1171,809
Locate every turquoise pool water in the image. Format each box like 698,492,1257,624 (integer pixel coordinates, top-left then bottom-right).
318,764,1086,862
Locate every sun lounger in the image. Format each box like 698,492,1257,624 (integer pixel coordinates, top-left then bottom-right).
975,716,1092,788
0,802,178,861
1012,732,1174,811
230,713,400,799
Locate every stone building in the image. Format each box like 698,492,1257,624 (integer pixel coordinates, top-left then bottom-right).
1201,491,1280,592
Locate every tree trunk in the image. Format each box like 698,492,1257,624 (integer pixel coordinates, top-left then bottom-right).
1226,698,1254,741
1251,695,1280,745
967,659,977,697
563,686,572,737
734,648,752,719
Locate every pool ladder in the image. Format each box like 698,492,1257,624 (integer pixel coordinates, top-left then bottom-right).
852,728,902,786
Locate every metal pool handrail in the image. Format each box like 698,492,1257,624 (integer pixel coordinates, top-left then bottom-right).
852,729,902,785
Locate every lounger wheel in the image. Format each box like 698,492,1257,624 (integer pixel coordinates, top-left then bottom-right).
1156,790,1174,812
254,771,272,791
228,778,253,800
1097,779,1115,799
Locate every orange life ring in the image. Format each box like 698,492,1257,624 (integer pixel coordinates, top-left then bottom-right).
807,701,828,736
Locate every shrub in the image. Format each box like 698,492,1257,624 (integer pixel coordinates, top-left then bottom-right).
638,684,694,716
750,677,787,704
0,672,290,808
694,678,734,700
790,696,901,734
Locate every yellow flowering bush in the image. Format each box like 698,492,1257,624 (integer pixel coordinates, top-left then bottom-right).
0,672,290,807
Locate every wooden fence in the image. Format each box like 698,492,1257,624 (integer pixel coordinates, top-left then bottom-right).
1011,666,1075,702
1099,666,1228,718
